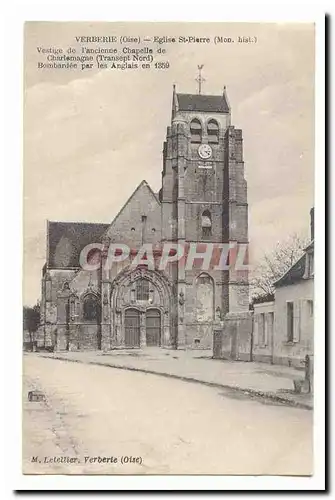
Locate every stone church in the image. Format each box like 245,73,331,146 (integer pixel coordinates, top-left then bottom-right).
38,85,252,355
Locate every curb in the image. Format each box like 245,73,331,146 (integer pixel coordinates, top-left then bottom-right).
39,354,313,411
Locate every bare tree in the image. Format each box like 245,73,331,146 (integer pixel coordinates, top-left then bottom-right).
251,233,309,300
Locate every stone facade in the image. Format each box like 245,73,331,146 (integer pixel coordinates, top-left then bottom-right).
38,87,251,352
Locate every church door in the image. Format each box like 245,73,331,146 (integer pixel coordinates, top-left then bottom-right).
146,309,161,346
125,309,140,347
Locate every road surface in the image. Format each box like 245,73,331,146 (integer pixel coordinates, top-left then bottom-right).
23,354,312,475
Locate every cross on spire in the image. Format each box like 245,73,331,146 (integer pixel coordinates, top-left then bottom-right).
195,64,205,94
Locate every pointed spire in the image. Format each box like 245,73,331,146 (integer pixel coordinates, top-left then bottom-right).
172,83,177,119
223,85,231,112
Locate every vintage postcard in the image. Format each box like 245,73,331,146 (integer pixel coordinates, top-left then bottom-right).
23,21,317,479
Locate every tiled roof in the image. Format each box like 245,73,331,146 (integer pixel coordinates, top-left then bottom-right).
304,240,314,252
274,254,307,288
176,93,229,113
47,221,109,268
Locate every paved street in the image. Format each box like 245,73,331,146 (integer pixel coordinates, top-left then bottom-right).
41,348,313,408
23,354,313,476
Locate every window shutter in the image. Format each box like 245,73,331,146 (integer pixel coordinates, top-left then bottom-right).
268,312,274,344
260,313,265,346
264,314,269,346
253,315,259,346
293,301,301,342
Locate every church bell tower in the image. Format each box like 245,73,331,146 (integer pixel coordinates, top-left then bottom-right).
160,74,251,355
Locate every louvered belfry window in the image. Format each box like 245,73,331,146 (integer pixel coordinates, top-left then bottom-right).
190,119,202,143
207,119,219,144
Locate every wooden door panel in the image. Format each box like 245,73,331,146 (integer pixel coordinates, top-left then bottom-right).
146,309,161,346
125,309,140,347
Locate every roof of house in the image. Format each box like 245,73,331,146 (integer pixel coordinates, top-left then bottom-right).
252,293,275,306
273,254,307,288
304,240,314,252
176,93,229,113
47,221,109,268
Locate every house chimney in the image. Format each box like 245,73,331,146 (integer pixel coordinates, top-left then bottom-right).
310,207,314,241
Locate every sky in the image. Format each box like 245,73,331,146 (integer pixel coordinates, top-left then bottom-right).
24,22,315,305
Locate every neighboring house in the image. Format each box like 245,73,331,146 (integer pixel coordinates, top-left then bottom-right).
253,300,275,363
252,209,314,367
272,237,314,367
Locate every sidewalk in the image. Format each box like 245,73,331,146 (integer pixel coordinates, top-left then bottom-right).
40,348,313,410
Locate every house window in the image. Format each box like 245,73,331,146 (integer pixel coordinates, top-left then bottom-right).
136,279,149,301
307,300,314,317
207,119,219,144
201,210,212,239
190,119,202,143
259,313,265,346
83,294,99,321
263,312,273,347
287,301,294,342
268,312,274,343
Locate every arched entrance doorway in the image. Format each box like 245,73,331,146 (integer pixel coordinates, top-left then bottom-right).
124,308,140,347
110,267,173,348
146,309,161,346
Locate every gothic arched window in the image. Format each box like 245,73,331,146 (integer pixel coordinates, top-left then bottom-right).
207,119,219,144
201,210,212,239
196,273,214,323
83,294,99,321
190,119,202,143
136,279,149,301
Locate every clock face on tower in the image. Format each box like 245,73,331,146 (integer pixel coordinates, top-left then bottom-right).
198,143,212,160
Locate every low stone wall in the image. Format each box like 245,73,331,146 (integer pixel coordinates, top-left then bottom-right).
216,312,253,361
252,353,273,364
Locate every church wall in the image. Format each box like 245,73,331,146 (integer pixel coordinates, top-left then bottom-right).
38,89,251,354
105,183,162,248
38,269,77,347
182,268,227,349
161,203,175,242
185,203,224,242
70,269,100,293
184,163,225,204
38,267,102,350
229,204,248,243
